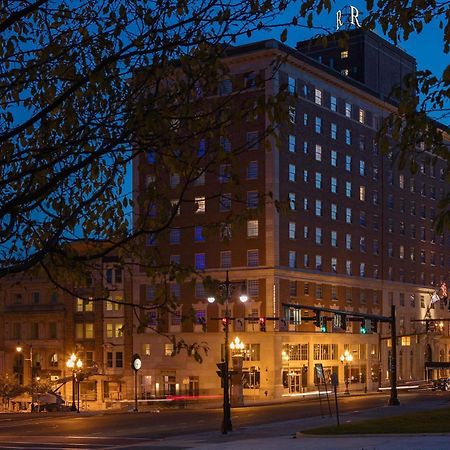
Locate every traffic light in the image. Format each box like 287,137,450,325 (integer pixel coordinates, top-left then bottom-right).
222,317,229,331
259,317,266,332
371,320,378,333
216,362,226,378
314,311,321,328
320,316,327,332
360,320,367,334
340,314,347,330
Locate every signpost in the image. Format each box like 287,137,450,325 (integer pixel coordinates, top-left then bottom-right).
331,373,340,426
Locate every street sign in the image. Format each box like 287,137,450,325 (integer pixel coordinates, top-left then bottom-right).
315,363,324,381
331,373,338,387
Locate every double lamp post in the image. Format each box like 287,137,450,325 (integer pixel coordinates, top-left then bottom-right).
208,270,247,434
66,353,83,412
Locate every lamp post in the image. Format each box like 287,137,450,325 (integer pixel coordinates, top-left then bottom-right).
16,345,33,412
207,270,248,434
340,350,353,395
66,353,83,412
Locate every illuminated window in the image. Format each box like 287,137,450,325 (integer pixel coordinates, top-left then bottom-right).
341,50,348,59
195,196,205,213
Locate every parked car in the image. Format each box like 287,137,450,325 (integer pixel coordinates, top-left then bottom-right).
432,377,450,391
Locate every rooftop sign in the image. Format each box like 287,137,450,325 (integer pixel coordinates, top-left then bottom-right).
336,5,362,31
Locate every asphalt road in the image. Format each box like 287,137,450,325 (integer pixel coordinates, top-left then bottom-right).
0,391,444,449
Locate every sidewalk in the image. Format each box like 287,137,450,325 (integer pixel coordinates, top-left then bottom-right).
138,395,450,450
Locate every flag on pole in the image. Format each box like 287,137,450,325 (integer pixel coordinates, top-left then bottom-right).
430,291,440,305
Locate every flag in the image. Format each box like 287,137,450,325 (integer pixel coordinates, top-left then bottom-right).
430,291,440,305
440,282,448,301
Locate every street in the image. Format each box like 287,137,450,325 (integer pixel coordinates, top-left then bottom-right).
0,391,445,449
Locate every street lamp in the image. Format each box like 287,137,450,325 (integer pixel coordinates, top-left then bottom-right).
230,336,245,356
16,345,33,412
340,350,353,395
66,353,83,412
207,270,248,434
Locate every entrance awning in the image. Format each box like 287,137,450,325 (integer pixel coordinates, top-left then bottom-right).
425,362,450,369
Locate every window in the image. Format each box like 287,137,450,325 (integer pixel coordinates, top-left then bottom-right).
345,155,351,171
303,113,308,126
345,234,352,249
345,207,352,224
288,164,296,182
303,141,309,154
330,95,337,111
373,240,379,255
194,226,205,242
303,254,309,267
315,88,322,105
345,102,352,118
330,176,337,194
345,181,352,197
341,50,348,59
341,68,349,76
247,249,259,267
360,236,366,252
289,222,296,239
219,164,231,183
359,211,366,227
245,131,258,151
288,251,297,268
220,193,231,211
106,323,123,338
315,144,322,161
289,105,296,124
303,226,309,239
331,231,337,247
359,160,365,176
315,200,322,217
220,136,232,154
315,117,322,134
289,193,296,210
359,186,366,201
303,170,309,182
32,292,40,304
303,197,309,211
169,228,181,244
346,260,352,276
288,76,296,94
315,227,322,244
220,251,231,268
331,150,337,167
219,79,232,95
288,135,296,153
359,108,365,124
360,263,366,277
195,196,205,213
315,255,322,270
331,123,337,140
170,173,179,188
247,191,259,208
315,172,322,189
345,129,351,145
247,161,258,180
331,258,337,273
76,298,94,312
247,220,259,238
289,281,297,297
248,280,259,297
164,343,174,356
331,203,337,220
195,253,206,270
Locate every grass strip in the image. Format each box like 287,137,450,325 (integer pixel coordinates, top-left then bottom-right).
302,408,450,435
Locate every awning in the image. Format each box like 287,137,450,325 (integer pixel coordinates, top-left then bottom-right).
425,362,450,369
